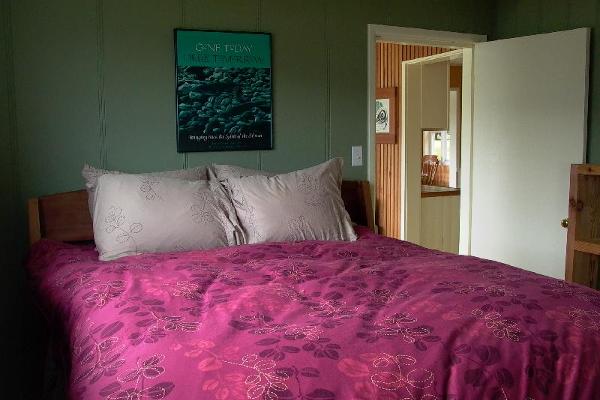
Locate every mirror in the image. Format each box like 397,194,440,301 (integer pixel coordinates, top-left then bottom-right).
422,88,460,188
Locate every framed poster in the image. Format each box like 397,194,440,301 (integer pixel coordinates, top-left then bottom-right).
175,29,273,152
375,87,397,144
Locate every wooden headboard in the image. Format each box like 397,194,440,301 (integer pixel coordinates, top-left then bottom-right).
28,180,374,246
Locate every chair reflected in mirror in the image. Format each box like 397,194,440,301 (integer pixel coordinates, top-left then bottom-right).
421,155,439,185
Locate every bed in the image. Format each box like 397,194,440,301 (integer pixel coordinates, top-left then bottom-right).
27,183,600,400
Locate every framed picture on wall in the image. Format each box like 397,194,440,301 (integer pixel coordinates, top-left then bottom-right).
375,87,398,144
174,29,273,152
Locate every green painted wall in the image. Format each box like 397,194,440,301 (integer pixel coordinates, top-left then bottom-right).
1,1,26,396
494,0,600,162
8,0,493,203
1,2,17,259
1,0,493,396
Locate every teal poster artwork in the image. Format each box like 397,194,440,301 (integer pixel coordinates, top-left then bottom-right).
175,29,273,152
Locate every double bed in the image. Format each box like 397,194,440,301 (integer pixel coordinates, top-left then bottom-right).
27,183,600,399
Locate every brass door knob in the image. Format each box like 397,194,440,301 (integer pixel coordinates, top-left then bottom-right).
561,218,569,228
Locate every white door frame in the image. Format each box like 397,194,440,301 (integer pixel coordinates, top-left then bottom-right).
367,25,486,254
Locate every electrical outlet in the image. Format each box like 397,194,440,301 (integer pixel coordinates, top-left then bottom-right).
351,146,363,166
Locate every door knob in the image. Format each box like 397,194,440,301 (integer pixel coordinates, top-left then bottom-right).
561,218,569,228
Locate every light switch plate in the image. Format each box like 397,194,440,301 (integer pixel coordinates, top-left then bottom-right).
351,146,363,166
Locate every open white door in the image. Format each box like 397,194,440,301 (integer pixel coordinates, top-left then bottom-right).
471,28,589,278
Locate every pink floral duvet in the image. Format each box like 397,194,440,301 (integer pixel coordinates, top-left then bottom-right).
27,227,600,400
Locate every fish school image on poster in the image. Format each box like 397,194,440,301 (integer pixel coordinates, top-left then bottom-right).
175,29,273,152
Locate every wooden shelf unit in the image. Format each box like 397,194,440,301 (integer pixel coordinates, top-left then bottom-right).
565,164,600,289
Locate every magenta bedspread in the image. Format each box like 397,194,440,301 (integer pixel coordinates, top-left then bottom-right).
28,227,600,400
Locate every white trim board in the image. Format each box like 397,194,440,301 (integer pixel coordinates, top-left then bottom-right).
402,49,464,65
370,25,486,48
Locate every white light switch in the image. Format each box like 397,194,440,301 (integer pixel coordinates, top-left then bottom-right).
351,146,363,166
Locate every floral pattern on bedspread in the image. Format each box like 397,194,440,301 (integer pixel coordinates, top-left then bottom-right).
27,227,600,399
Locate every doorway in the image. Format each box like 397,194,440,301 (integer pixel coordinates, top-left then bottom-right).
367,25,487,254
405,50,464,253
374,43,454,239
375,45,465,253
367,25,589,279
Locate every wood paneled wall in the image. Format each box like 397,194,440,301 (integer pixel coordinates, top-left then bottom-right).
375,43,450,238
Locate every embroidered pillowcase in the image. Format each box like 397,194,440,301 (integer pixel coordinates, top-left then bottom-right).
225,158,357,244
82,164,208,214
208,164,276,181
93,174,240,261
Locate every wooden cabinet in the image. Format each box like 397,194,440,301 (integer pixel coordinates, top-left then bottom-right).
421,60,449,130
565,164,600,289
420,190,460,253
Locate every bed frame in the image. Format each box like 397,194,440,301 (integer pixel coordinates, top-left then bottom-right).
27,181,374,245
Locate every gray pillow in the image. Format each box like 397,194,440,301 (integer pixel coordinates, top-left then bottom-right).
82,164,208,214
93,174,240,261
208,164,276,181
226,158,357,244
